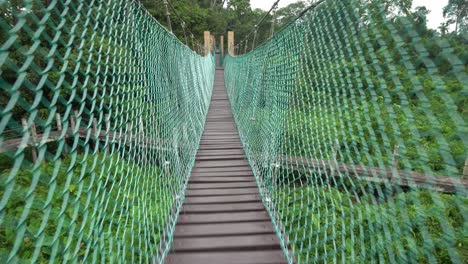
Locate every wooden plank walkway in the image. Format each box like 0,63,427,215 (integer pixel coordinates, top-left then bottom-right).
165,69,287,264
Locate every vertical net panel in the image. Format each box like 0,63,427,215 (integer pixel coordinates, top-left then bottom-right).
225,0,467,263
0,0,214,263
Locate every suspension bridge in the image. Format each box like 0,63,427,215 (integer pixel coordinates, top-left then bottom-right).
0,0,467,263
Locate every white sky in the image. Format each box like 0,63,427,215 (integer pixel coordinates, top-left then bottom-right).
250,0,449,29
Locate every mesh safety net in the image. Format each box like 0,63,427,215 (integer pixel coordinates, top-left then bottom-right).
224,0,467,263
0,0,214,263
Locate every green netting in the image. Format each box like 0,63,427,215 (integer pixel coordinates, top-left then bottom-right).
224,0,467,263
0,0,214,262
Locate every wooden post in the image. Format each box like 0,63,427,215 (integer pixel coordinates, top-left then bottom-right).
252,25,258,50
72,110,79,134
92,117,98,151
127,122,133,142
30,122,38,146
463,158,468,179
330,140,339,176
392,144,399,169
213,35,216,50
56,113,62,132
220,35,224,56
163,0,172,32
92,118,98,137
211,34,214,53
181,21,188,45
105,114,110,153
270,6,277,38
70,114,76,133
227,31,234,55
164,160,170,177
204,31,211,56
66,114,75,154
271,162,280,189
21,118,37,162
139,117,146,165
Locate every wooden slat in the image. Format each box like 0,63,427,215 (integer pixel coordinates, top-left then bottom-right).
171,234,280,251
182,202,265,213
184,194,261,204
191,170,253,177
201,131,239,135
186,188,259,196
198,145,243,150
189,176,255,183
195,155,246,161
192,167,253,172
166,250,287,264
187,182,258,189
200,139,241,144
195,159,249,167
173,221,275,237
197,149,244,155
178,211,270,224
200,136,240,139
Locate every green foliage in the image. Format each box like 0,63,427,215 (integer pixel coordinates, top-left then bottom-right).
0,153,173,263
140,0,299,53
443,0,468,34
0,1,215,262
274,1,307,29
225,0,467,263
275,0,468,177
275,185,468,263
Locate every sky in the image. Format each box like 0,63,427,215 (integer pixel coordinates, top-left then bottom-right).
250,0,449,29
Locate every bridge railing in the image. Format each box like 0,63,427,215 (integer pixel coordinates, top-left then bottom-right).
0,0,214,262
224,0,467,262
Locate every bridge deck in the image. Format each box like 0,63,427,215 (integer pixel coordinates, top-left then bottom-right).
166,69,287,264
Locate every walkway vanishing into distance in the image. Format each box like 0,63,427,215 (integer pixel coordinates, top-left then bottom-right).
165,69,287,264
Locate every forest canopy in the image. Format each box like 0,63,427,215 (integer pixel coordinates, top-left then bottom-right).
140,0,467,53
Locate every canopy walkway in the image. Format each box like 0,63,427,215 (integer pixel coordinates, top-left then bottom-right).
166,69,286,263
0,0,467,264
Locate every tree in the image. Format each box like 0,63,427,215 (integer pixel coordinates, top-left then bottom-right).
413,6,430,30
443,0,468,34
227,0,251,16
438,22,449,35
275,1,307,28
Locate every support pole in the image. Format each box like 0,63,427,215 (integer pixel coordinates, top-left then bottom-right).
204,31,211,56
92,118,98,138
21,118,37,162
70,114,76,134
251,25,258,51
270,6,277,38
92,117,98,152
220,35,224,56
56,113,62,132
181,21,188,45
227,31,234,55
139,116,146,165
463,158,468,179
392,144,400,169
330,140,339,176
163,0,172,32
211,35,215,51
105,114,110,153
